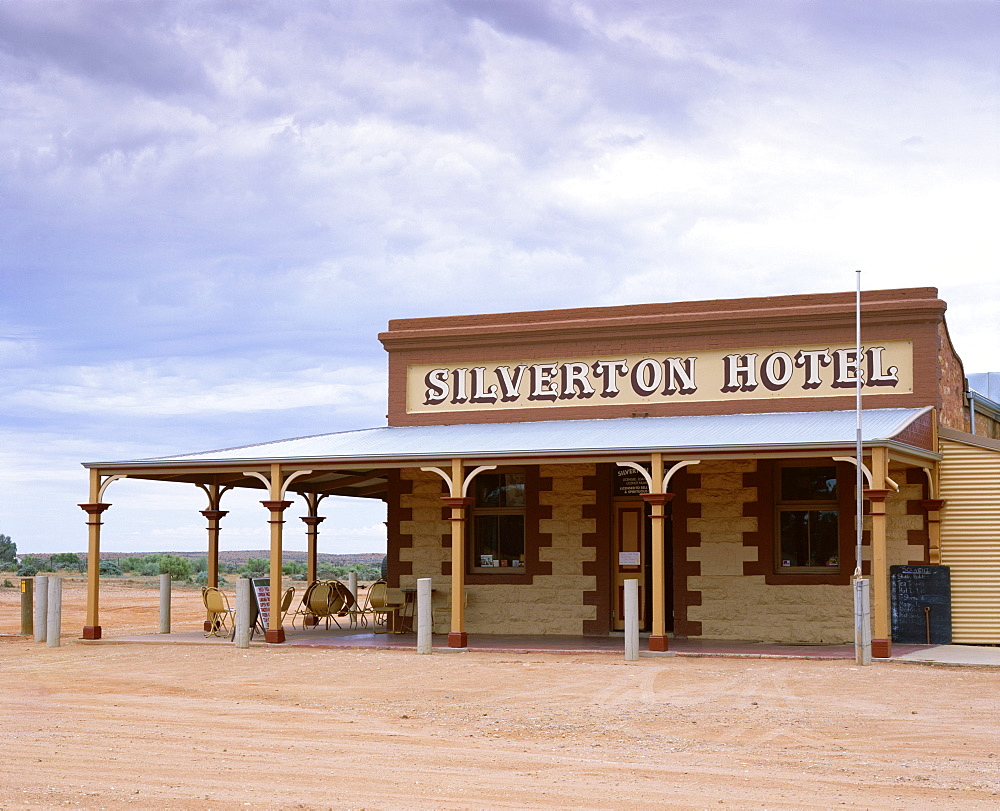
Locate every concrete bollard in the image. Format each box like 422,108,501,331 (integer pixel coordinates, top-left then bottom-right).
624,579,639,661
234,577,251,649
416,577,432,654
33,575,48,643
46,576,62,648
159,574,171,633
348,571,358,602
20,578,33,636
854,576,872,666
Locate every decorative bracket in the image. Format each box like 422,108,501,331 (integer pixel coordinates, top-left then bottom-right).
97,474,127,502
242,469,314,499
616,459,701,493
421,464,497,497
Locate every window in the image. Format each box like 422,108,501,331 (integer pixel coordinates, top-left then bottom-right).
470,471,526,573
775,465,840,572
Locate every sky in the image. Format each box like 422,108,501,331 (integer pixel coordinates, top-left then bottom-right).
1,0,998,556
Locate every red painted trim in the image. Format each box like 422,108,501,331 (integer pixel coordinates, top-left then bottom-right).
448,631,468,648
264,628,286,644
82,626,102,640
872,638,892,658
260,500,293,512
201,510,229,521
642,493,675,507
648,635,669,652
78,503,111,515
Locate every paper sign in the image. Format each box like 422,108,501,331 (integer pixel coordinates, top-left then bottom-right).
619,552,641,566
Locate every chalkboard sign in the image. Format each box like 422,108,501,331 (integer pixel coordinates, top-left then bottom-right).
251,577,270,635
615,466,649,496
890,565,951,645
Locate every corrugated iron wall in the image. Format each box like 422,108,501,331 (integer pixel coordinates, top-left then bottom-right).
939,437,1000,644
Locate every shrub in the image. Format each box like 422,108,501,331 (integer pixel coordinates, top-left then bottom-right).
2,579,13,588
99,560,123,577
151,554,193,580
17,565,37,577
282,560,307,576
194,570,209,586
191,556,208,574
241,557,269,575
49,552,84,572
0,533,16,566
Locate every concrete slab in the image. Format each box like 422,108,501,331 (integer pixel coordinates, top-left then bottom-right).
893,644,1000,667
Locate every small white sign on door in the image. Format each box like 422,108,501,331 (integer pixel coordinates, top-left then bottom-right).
619,551,641,566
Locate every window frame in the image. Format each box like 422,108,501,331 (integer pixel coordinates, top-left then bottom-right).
468,468,528,576
773,461,847,575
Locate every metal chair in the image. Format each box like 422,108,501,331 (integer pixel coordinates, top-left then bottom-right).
202,586,235,638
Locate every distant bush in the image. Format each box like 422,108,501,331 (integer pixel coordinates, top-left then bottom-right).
49,552,84,572
221,562,240,574
17,565,37,578
194,570,208,586
240,557,269,575
19,555,53,573
99,560,123,577
2,579,13,588
282,560,307,576
380,555,388,581
117,554,192,580
191,556,208,574
0,533,16,566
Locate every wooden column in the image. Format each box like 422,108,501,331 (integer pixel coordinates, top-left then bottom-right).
262,463,292,644
643,492,674,652
300,515,325,584
443,457,470,648
866,447,893,658
79,501,110,640
200,510,228,588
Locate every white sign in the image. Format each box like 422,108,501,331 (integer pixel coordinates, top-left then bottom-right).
619,552,641,567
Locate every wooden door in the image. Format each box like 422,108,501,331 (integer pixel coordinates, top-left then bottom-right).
613,501,646,631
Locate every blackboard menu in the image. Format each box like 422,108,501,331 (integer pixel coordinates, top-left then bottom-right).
890,565,952,645
615,466,649,496
251,577,270,632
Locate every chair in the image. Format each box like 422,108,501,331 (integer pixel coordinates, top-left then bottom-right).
290,581,320,628
202,587,235,638
278,586,295,626
366,580,402,633
302,581,343,630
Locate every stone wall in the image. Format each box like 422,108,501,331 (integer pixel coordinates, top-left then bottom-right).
397,464,598,636
684,459,927,644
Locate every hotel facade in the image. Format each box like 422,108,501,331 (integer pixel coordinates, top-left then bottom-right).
81,287,1000,654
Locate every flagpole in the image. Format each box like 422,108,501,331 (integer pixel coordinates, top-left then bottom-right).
853,270,871,665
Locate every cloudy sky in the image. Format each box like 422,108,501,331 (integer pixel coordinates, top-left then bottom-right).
1,1,997,556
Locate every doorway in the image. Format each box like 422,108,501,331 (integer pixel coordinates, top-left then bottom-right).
611,498,673,633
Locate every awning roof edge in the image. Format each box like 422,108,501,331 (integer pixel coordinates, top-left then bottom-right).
83,406,939,471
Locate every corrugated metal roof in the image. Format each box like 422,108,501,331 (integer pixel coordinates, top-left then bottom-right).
90,407,933,468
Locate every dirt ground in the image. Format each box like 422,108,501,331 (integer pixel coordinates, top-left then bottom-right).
2,575,1000,809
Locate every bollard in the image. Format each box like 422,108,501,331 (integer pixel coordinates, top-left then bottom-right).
624,578,639,661
416,577,432,654
159,573,171,634
46,576,62,648
20,578,33,636
853,576,872,666
34,575,48,643
234,577,251,649
348,571,358,603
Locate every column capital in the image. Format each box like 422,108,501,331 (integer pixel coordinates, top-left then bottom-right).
441,496,475,509
261,500,293,512
201,509,229,521
300,515,326,527
78,502,111,515
641,493,675,507
863,488,893,503
920,499,946,512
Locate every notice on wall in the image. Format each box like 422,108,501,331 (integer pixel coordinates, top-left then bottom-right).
614,467,649,496
619,552,641,567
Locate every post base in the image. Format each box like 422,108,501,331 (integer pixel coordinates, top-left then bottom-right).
204,621,214,632
82,626,102,640
648,635,670,652
872,638,892,658
448,631,467,648
264,628,286,644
